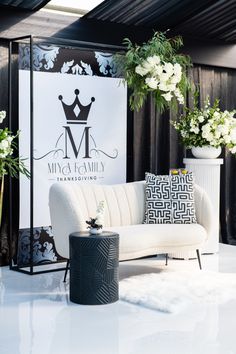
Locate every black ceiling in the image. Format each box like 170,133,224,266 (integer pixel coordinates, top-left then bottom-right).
0,0,50,11
85,0,236,43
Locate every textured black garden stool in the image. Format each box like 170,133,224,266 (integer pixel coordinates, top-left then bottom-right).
69,231,119,305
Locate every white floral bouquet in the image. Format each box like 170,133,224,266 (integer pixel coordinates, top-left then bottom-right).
0,111,30,178
173,98,236,153
86,201,105,230
0,111,30,226
135,55,184,104
115,32,191,112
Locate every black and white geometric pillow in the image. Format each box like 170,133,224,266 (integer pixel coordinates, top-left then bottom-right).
144,173,172,224
144,172,197,224
171,173,197,224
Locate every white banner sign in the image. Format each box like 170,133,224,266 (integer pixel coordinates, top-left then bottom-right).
19,71,127,228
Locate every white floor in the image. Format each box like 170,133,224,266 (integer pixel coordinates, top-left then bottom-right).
1,244,236,354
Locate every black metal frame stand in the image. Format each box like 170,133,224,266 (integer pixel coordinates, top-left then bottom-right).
7,35,125,275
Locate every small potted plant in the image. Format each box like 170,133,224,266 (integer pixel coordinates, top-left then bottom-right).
172,97,236,158
86,201,105,235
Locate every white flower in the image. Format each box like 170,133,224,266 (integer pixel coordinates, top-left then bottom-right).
135,64,148,76
152,65,163,76
145,77,158,89
158,83,169,92
0,111,6,124
230,146,236,154
205,132,214,142
0,139,9,150
96,213,104,226
177,94,184,104
170,75,181,84
95,201,105,226
96,200,105,214
163,62,174,76
142,55,161,74
190,127,200,134
230,128,236,143
173,63,182,75
224,135,231,144
146,55,160,66
174,88,184,104
217,124,229,136
202,124,211,133
190,120,195,128
198,115,204,123
162,92,172,102
6,136,13,143
159,73,170,82
214,131,221,139
213,111,220,118
141,61,153,74
202,130,214,141
174,88,181,96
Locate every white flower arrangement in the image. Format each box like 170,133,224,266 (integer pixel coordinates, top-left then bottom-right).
115,32,191,112
0,111,30,226
0,112,30,177
173,98,236,153
135,56,184,104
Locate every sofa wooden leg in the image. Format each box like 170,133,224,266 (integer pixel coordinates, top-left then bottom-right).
165,253,168,266
63,259,70,282
196,250,202,270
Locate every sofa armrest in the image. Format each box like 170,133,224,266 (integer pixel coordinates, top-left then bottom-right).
49,183,85,259
194,184,214,240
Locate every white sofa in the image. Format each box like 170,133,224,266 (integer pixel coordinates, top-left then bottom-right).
49,181,214,263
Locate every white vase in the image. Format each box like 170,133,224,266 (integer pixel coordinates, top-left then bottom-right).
191,146,222,159
89,228,103,235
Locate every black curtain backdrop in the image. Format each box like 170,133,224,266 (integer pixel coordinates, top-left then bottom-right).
131,64,236,245
1,62,236,265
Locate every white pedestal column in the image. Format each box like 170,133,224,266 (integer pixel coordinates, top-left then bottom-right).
169,158,223,259
184,158,223,253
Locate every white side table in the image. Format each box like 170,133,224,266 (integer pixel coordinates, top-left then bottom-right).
184,158,223,254
169,158,223,259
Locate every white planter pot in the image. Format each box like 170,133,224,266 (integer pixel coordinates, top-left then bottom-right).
89,228,103,235
191,146,222,159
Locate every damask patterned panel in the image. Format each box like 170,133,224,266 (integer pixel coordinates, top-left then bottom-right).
19,44,119,77
17,227,62,267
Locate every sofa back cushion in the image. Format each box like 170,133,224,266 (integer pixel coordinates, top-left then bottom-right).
51,180,146,229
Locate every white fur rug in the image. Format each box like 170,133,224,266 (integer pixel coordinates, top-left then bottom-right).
119,271,236,313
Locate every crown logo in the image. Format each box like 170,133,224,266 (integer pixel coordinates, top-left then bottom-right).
58,89,95,124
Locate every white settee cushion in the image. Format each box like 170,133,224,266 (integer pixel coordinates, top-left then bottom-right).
106,223,207,261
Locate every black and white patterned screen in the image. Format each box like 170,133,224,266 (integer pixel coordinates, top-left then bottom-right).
17,43,121,266
144,172,197,224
